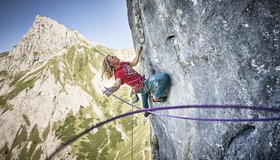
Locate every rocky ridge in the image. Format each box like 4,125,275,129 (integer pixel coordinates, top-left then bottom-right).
0,15,150,159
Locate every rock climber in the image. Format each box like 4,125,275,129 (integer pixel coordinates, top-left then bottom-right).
101,46,171,117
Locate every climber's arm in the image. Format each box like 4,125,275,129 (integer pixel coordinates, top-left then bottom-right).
130,46,143,67
110,78,122,92
103,78,122,96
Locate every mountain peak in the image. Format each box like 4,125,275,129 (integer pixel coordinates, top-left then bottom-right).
34,15,59,26
8,15,92,73
10,15,90,58
34,15,57,24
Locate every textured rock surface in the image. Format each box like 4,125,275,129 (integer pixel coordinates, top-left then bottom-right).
127,0,280,159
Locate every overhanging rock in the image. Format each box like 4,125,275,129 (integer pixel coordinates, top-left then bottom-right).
127,0,280,159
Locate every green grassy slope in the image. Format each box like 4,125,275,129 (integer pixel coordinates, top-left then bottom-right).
0,44,150,160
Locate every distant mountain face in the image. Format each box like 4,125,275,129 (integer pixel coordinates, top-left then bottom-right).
0,15,150,160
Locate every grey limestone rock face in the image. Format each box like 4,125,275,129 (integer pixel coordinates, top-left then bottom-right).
127,0,280,159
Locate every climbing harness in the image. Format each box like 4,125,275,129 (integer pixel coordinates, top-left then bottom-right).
130,91,139,103
130,76,147,103
46,92,280,160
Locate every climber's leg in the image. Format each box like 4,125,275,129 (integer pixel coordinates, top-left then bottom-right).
148,73,171,102
140,80,150,109
140,83,150,117
141,91,149,109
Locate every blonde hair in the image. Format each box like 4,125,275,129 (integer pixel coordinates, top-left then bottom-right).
101,55,114,79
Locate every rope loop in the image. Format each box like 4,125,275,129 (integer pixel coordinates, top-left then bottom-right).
46,93,280,159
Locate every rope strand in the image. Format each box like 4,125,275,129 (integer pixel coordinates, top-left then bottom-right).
131,101,134,160
46,93,280,159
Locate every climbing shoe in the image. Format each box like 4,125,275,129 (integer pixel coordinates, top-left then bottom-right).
144,112,150,117
151,96,167,102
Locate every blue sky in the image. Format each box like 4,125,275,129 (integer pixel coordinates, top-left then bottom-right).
0,0,133,52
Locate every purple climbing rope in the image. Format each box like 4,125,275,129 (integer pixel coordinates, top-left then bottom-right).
46,93,280,159
111,93,280,122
